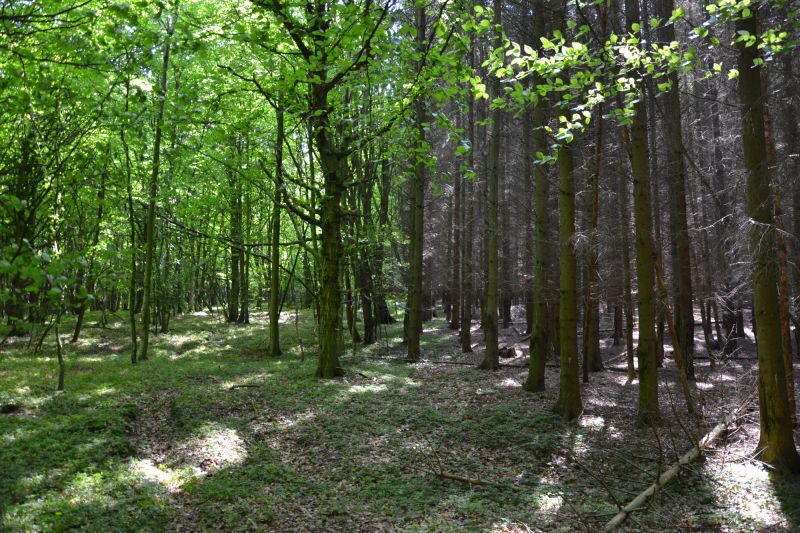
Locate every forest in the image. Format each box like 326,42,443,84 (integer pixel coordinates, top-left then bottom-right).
1,0,800,530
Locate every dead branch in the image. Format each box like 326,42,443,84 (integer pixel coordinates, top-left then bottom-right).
436,471,507,488
603,405,746,531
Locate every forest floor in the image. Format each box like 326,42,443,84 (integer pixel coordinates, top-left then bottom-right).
1,308,799,532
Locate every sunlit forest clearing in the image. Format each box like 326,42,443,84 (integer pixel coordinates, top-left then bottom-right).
2,309,799,531
2,0,800,530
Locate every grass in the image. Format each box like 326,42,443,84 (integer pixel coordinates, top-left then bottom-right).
1,309,799,531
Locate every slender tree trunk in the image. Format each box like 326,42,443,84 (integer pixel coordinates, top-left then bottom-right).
449,133,462,331
460,173,475,353
626,0,659,425
460,38,476,354
478,0,501,371
553,144,582,419
140,3,178,361
269,105,284,356
71,170,105,343
736,7,800,472
524,0,550,391
583,104,604,381
618,123,636,382
523,107,535,335
121,79,139,365
406,3,426,362
659,0,694,378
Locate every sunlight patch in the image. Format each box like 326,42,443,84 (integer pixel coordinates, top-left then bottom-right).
275,409,317,429
132,458,184,493
278,311,300,324
707,462,789,528
498,377,522,388
348,383,388,394
222,373,272,388
186,423,247,472
491,519,535,532
579,415,605,429
537,493,563,512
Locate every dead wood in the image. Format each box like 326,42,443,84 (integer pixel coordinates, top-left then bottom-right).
603,405,746,531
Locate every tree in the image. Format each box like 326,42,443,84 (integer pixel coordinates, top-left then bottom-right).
478,0,502,372
625,0,659,426
140,0,179,362
735,5,800,473
552,143,582,420
406,0,427,363
658,0,694,379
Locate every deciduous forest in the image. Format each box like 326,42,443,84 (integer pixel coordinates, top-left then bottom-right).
2,0,800,530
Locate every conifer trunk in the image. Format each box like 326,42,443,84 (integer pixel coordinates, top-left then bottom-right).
626,0,659,425
553,144,582,419
736,7,800,472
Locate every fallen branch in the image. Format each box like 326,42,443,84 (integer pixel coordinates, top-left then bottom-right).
436,471,507,488
603,407,743,531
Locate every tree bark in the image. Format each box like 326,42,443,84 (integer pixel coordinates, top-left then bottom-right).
736,7,800,473
626,0,659,425
553,144,582,420
269,105,284,356
478,0,501,371
524,0,550,392
140,1,178,361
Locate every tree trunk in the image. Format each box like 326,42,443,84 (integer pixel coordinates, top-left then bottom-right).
140,3,178,361
659,0,694,378
553,144,582,420
121,80,138,365
269,105,284,356
583,104,604,381
406,3,426,362
478,0,501,371
524,0,550,392
736,7,800,472
626,0,658,425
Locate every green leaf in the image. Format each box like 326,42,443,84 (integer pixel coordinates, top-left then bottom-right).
670,7,686,22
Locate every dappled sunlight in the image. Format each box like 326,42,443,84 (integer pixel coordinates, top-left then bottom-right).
131,458,199,494
498,377,522,388
221,372,272,389
702,462,792,529
78,385,116,401
347,383,389,394
271,408,318,430
579,415,605,430
278,311,300,324
179,423,247,472
531,492,563,513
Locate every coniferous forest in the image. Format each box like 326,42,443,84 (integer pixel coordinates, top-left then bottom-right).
2,0,800,530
